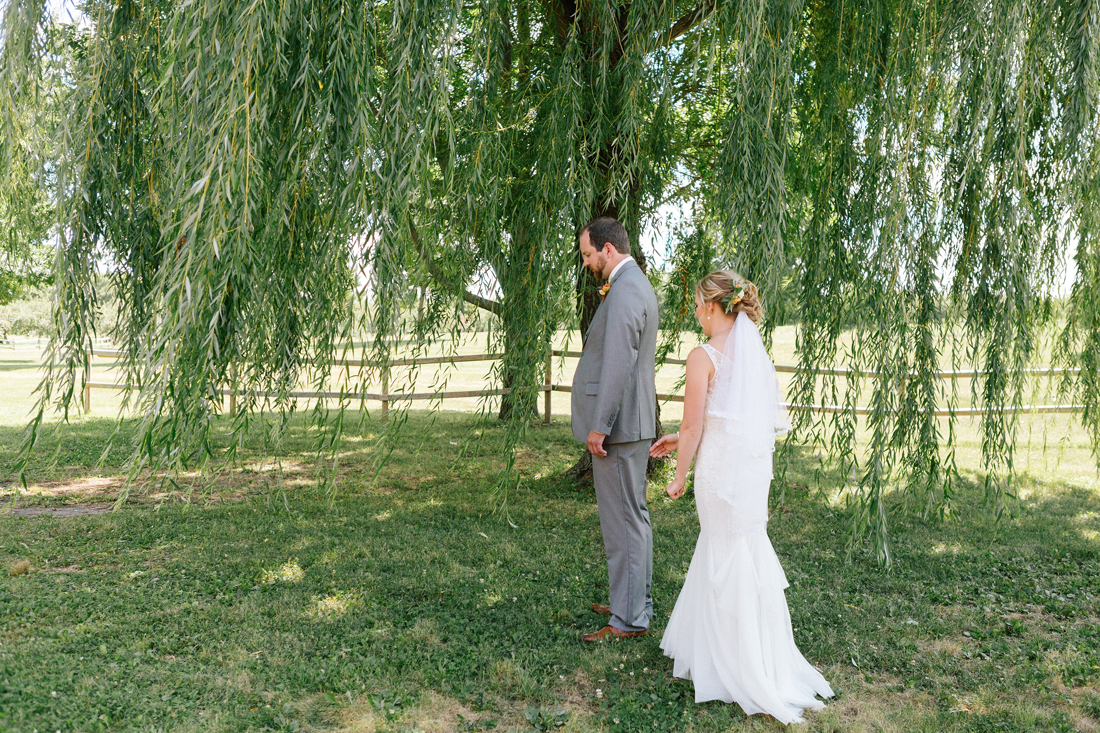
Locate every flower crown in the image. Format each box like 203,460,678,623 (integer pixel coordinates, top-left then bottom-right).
720,282,747,314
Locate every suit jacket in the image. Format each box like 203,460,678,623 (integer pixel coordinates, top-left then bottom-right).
571,258,659,445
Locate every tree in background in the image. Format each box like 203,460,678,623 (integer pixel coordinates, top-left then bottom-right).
2,0,1098,562
0,9,66,308
0,158,51,307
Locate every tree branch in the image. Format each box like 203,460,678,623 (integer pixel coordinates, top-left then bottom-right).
408,221,503,317
654,176,703,208
666,0,716,44
543,0,577,49
459,284,504,317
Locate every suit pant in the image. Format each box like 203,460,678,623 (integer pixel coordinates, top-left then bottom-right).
593,439,654,632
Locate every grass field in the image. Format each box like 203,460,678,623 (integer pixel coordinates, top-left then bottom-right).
2,336,1100,732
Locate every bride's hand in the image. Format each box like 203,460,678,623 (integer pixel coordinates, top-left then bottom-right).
666,477,686,500
650,432,679,458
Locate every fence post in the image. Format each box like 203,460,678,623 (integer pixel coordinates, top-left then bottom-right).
381,362,390,414
228,365,237,417
544,350,552,424
83,350,91,413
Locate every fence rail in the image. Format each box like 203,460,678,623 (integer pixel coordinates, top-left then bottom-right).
82,347,1083,420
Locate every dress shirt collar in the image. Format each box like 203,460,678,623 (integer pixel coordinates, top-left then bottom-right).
608,256,631,283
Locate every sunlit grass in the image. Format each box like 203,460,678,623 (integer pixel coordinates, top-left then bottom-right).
262,560,306,585
2,338,1100,731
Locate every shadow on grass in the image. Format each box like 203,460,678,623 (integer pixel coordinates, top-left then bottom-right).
1,413,1100,731
0,410,582,506
0,360,36,371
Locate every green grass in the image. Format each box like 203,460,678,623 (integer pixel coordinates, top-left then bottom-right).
2,347,1100,732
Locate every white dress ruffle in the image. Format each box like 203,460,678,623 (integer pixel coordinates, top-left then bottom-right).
660,343,833,725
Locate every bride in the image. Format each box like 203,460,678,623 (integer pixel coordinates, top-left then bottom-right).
649,270,833,725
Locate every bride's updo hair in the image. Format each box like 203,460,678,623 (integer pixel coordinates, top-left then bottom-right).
695,270,763,324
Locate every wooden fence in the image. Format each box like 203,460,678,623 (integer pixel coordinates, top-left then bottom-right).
82,348,1083,420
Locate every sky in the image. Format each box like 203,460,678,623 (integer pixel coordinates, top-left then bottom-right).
45,0,83,26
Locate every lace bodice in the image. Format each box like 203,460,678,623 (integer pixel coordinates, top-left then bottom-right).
700,343,729,413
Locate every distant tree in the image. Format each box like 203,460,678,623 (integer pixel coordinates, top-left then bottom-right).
0,8,63,306
0,166,52,307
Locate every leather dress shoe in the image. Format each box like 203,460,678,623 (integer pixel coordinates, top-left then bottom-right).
591,603,611,616
582,625,649,642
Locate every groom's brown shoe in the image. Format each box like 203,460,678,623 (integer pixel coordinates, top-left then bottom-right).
591,603,611,616
582,625,649,642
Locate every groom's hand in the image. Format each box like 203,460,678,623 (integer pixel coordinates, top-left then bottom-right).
587,430,608,457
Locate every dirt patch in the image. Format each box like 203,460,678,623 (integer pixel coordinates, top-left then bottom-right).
1076,716,1100,733
807,666,936,731
336,689,593,733
6,503,113,518
21,475,121,497
0,462,295,507
337,690,489,732
1002,606,1058,624
1,454,416,505
915,637,965,657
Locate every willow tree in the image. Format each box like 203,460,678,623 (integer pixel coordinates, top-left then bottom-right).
2,0,1099,561
642,0,1100,563
780,0,1100,563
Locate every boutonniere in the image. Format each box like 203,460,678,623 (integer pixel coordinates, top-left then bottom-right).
599,283,611,301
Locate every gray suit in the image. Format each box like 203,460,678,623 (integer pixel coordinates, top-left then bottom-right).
571,259,659,632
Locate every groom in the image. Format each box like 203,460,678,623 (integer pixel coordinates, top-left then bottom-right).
571,217,659,641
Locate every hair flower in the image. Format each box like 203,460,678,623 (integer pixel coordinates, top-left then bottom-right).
720,283,746,314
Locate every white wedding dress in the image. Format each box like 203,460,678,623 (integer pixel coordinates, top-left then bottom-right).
660,313,833,724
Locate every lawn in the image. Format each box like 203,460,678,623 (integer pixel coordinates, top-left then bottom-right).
2,341,1100,732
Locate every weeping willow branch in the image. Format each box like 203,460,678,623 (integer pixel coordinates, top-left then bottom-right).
3,0,1099,565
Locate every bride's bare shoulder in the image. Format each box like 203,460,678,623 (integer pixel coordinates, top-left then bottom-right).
686,346,716,374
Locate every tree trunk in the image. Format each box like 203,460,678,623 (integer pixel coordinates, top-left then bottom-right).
558,3,667,486
496,220,542,421
497,311,541,421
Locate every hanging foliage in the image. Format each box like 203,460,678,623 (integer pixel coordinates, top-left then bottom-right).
2,0,1098,562
0,6,66,305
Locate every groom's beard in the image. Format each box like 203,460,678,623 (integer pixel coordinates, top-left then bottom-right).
588,255,608,280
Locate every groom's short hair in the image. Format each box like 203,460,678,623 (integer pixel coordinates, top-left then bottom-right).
581,217,631,255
